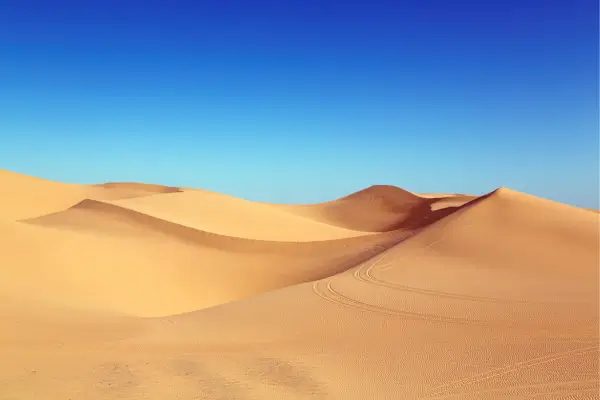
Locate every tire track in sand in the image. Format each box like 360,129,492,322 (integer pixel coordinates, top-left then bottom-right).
422,380,598,399
420,346,599,399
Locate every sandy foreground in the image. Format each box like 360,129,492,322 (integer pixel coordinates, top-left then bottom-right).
0,168,598,399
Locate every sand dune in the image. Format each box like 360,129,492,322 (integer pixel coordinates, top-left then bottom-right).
0,169,181,220
138,187,598,398
0,169,87,220
106,190,376,241
274,185,465,232
0,169,597,399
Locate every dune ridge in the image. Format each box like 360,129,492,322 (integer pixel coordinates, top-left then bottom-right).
107,190,381,241
23,198,398,249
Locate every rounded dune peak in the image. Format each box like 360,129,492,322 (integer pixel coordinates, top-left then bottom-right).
338,184,422,210
490,186,520,197
344,184,417,198
276,184,457,232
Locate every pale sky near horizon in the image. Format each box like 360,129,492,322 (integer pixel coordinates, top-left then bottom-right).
1,1,598,208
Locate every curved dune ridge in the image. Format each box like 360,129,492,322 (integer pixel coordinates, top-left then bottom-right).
0,168,598,400
105,189,379,241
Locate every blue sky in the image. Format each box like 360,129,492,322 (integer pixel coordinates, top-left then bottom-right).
1,0,598,207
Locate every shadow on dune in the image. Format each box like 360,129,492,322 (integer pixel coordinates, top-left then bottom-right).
391,200,461,230
280,185,475,233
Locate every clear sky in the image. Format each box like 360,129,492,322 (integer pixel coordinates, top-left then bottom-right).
1,0,598,207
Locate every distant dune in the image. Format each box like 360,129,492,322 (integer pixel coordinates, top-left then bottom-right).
91,182,182,193
274,185,466,232
0,169,86,220
0,170,181,220
0,168,597,400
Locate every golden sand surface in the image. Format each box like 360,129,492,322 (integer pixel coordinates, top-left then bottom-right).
0,168,598,399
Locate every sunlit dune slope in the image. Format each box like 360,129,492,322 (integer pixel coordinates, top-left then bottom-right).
107,190,374,241
136,187,598,399
5,198,418,316
274,185,463,232
0,169,86,220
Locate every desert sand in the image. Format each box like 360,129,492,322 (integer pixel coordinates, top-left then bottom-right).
0,168,598,399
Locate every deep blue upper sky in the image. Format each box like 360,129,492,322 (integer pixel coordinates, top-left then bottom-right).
1,0,598,207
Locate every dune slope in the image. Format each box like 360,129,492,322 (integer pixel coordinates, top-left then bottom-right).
0,169,87,220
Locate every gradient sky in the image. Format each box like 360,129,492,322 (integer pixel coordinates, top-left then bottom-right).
1,0,598,207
